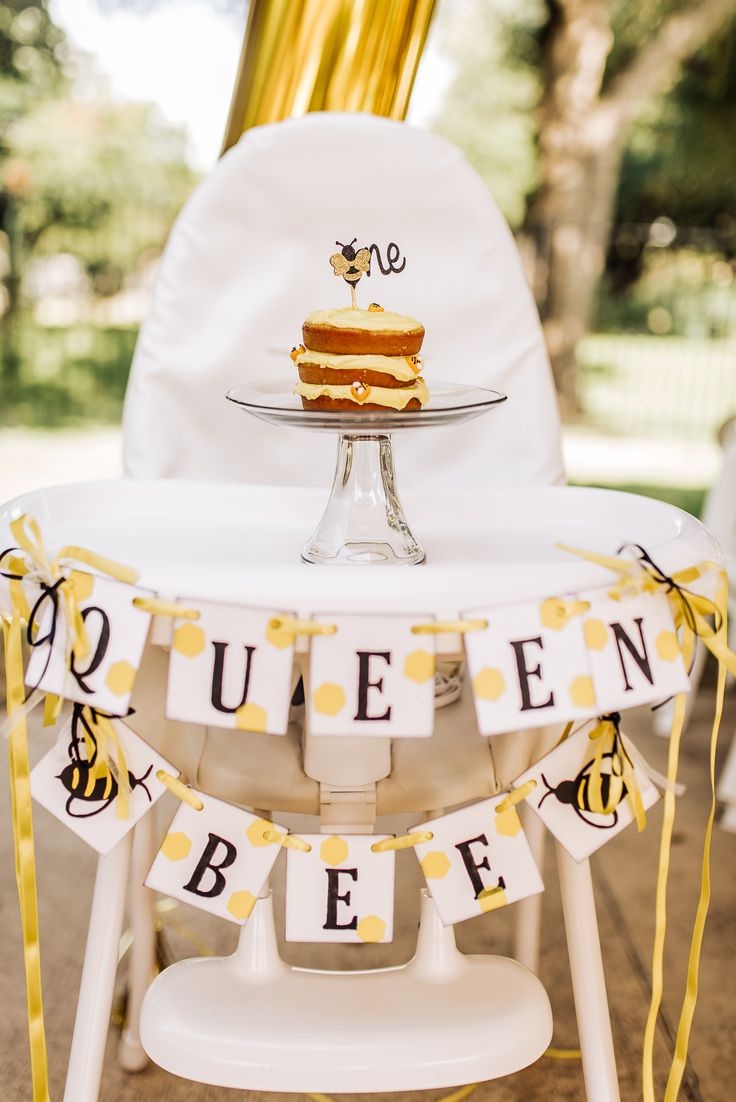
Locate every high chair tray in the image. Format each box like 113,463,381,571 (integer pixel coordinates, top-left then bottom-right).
0,478,717,645
140,895,553,1092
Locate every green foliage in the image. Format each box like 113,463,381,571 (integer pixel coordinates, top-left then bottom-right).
0,1,66,118
8,96,197,290
617,22,736,227
571,480,705,518
0,0,199,407
432,0,545,229
433,0,736,233
3,322,137,426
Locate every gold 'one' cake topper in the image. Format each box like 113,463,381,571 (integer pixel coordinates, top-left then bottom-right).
329,239,408,307
330,239,371,307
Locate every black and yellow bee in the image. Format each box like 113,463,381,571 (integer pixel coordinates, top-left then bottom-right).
59,704,152,819
537,753,627,829
330,239,371,286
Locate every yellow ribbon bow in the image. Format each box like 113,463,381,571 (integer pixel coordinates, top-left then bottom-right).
1,514,139,1102
557,542,732,1102
586,713,647,831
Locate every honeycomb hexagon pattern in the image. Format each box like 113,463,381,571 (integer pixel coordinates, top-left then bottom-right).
583,619,608,651
420,851,451,879
173,623,206,658
235,702,268,732
356,915,386,943
313,682,346,716
403,649,435,683
105,660,136,696
319,835,349,866
160,832,192,862
226,890,257,921
472,668,506,701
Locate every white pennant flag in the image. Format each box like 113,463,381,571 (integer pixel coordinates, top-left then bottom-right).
145,792,286,924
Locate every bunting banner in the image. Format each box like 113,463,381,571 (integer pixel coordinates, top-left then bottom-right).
3,513,735,1102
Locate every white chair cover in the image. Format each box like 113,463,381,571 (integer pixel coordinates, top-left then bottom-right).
123,112,563,489
122,112,564,811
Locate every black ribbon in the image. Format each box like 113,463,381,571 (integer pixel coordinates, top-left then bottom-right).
68,702,133,764
1,544,65,700
620,543,720,637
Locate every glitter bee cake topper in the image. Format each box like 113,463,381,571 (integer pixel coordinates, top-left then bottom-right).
330,239,371,307
330,238,407,307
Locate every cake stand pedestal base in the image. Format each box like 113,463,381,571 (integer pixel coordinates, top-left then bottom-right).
302,433,425,565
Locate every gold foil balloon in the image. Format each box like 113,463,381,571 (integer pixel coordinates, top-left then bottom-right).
221,0,437,154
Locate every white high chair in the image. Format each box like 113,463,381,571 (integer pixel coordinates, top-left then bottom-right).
61,114,624,1101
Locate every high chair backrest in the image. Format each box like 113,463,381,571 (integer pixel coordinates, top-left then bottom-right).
123,112,563,489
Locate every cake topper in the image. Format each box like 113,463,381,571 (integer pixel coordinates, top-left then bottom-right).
330,239,371,307
330,238,407,307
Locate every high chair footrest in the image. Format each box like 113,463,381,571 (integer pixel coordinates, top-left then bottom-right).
140,952,553,1092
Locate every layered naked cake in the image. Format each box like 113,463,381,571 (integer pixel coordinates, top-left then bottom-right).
292,304,428,412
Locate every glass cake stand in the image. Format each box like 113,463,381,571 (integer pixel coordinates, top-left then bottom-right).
226,380,507,565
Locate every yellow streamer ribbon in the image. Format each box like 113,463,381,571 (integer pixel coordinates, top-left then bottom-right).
1,515,139,1102
268,616,337,642
371,831,434,853
495,780,538,814
3,610,50,1102
557,544,731,1102
262,828,312,853
412,618,488,635
156,770,204,811
586,717,646,830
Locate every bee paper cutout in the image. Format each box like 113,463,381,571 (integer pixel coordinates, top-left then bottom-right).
59,704,152,819
513,722,660,863
31,711,177,855
330,239,372,286
538,751,625,830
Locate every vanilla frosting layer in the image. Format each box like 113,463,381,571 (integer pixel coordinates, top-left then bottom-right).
295,349,421,382
295,379,429,410
304,306,422,333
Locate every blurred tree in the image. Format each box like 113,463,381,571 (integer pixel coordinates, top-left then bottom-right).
534,0,735,411
0,1,198,395
9,96,197,293
436,0,736,412
1,0,67,388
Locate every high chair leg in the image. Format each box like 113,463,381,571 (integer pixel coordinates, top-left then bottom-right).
64,834,133,1102
514,804,545,972
556,842,620,1102
119,810,158,1072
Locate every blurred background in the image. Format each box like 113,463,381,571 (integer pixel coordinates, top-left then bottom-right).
1,0,735,510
